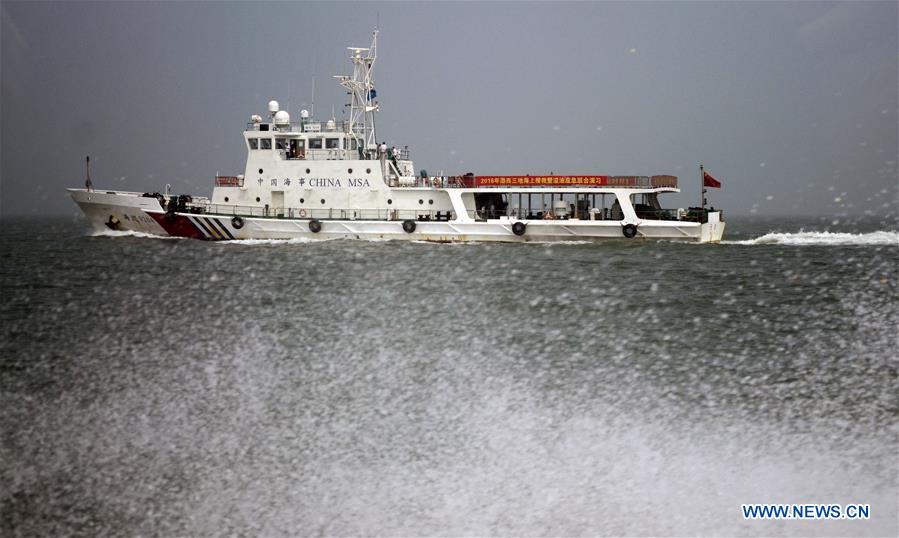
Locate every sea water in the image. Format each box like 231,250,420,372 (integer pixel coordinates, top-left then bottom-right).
1,215,896,536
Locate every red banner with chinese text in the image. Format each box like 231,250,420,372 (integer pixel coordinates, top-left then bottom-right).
475,176,610,187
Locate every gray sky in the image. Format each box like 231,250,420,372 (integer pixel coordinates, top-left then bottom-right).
2,1,896,217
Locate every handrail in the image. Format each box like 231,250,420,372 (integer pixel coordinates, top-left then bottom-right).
184,202,456,222
179,202,699,223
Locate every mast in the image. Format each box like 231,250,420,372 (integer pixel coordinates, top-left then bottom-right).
335,29,379,157
85,155,92,191
699,163,705,209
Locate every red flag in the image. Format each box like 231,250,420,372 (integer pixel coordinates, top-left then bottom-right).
703,171,721,188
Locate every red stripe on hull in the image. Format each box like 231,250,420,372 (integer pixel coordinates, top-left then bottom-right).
146,211,208,240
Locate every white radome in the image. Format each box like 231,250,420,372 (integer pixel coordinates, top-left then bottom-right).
274,110,290,126
268,100,279,113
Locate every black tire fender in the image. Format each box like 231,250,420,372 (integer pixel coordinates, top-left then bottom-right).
622,223,638,238
402,220,416,233
308,219,322,233
511,221,527,236
231,216,244,229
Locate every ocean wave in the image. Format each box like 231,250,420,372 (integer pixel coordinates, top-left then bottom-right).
726,230,899,246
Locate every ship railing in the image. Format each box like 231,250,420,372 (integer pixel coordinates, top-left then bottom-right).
466,208,615,221
465,208,691,222
181,202,698,223
184,202,456,222
280,148,354,161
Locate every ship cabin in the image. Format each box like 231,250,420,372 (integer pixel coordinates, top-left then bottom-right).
241,105,416,182
443,175,713,224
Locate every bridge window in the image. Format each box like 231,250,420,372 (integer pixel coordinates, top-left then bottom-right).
326,138,340,149
260,138,272,150
275,138,287,150
308,138,323,150
248,138,259,150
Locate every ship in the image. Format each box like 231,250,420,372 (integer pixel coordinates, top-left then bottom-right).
69,30,725,243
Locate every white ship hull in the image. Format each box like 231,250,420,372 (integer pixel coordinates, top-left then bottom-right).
146,209,725,243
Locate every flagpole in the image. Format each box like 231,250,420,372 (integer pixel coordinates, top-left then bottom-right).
85,155,92,192
699,163,704,209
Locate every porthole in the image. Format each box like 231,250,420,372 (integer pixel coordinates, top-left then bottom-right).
306,168,311,174
387,199,393,205
418,199,424,205
224,196,229,202
428,199,433,205
300,198,304,204
348,168,353,174
320,199,325,204
258,168,263,174
366,168,371,174
255,197,261,202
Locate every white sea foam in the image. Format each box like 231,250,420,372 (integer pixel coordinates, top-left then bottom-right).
90,229,182,240
727,230,899,246
217,237,328,246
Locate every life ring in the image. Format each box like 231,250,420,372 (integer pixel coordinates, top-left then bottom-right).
622,224,638,238
299,208,307,218
105,215,121,230
297,150,305,160
402,220,417,233
231,216,244,229
512,221,527,236
308,219,322,233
